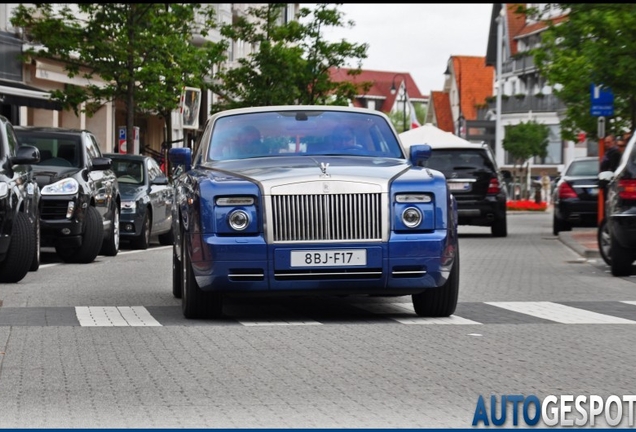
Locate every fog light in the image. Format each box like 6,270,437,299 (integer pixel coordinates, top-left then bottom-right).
125,223,135,232
66,201,75,219
61,228,71,235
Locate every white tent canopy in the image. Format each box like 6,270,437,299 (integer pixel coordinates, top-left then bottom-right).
399,123,473,149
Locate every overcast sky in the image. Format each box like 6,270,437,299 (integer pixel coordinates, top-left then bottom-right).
314,3,494,97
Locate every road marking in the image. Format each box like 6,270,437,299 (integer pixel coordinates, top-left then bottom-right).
485,301,636,324
238,319,322,326
75,306,162,326
620,301,636,307
353,302,482,325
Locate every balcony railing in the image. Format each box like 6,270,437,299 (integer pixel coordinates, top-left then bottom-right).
501,54,538,75
476,94,566,119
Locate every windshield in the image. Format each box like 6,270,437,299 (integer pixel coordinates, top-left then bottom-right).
16,131,82,168
205,110,404,161
111,159,145,185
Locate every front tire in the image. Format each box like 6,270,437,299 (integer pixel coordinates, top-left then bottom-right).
552,212,571,236
0,213,35,283
132,212,150,250
101,204,120,256
56,206,104,264
598,218,611,266
412,250,460,317
181,228,222,319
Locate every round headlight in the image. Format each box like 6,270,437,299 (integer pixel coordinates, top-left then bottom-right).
402,207,422,228
228,210,250,231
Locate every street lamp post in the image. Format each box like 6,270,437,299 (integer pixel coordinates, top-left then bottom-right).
390,73,407,132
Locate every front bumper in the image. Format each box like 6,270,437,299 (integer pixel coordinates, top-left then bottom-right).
39,195,87,247
189,230,454,296
119,210,144,238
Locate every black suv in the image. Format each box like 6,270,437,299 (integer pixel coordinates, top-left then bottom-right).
419,142,508,237
15,127,120,264
0,116,41,282
599,134,636,276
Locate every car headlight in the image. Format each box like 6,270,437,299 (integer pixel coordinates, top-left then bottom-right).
0,182,7,198
41,178,79,195
228,209,250,231
121,200,137,211
402,207,423,228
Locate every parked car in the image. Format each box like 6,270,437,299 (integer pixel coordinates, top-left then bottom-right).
0,116,41,282
169,105,459,319
552,156,600,235
14,127,120,263
417,142,508,237
104,153,174,249
599,133,636,276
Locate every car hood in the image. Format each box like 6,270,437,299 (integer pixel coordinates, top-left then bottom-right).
202,156,411,193
118,183,147,200
31,165,81,189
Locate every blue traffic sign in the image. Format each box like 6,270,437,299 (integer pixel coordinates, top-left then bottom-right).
119,127,126,139
590,84,614,117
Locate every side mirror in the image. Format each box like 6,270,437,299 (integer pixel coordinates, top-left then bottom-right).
151,175,169,186
169,147,192,173
92,157,112,171
500,169,512,180
409,144,432,166
598,170,614,189
12,145,40,165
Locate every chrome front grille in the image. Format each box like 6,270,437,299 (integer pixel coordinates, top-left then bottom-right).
271,193,382,242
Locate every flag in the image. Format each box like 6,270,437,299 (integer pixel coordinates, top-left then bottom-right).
408,99,421,129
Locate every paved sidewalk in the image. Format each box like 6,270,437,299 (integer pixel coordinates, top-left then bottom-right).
558,228,599,259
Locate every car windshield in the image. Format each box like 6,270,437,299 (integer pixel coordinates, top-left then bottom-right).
565,159,598,176
16,131,82,168
205,110,404,161
111,159,144,185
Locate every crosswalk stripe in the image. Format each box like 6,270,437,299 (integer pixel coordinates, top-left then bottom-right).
621,301,636,307
353,302,482,325
75,306,162,327
485,301,636,324
238,319,322,326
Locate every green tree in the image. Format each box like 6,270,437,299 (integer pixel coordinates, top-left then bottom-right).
527,4,636,139
212,3,370,111
502,120,549,198
11,4,227,152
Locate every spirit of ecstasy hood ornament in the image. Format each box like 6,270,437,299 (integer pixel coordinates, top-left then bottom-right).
320,162,330,176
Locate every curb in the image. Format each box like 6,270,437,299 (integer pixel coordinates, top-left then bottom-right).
558,231,600,259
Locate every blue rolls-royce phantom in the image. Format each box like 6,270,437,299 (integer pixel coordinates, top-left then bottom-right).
169,105,459,319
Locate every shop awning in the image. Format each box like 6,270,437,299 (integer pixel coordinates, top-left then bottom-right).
0,79,63,111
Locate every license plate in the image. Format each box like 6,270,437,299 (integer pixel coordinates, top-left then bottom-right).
448,182,470,191
290,249,367,267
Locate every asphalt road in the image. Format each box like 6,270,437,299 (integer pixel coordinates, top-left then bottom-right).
0,212,634,428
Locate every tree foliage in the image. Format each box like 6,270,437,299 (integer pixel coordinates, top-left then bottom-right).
212,3,370,111
11,3,227,150
527,3,636,139
503,120,550,196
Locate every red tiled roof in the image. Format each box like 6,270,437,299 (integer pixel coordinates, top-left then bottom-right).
454,56,494,120
329,67,426,113
431,91,454,133
506,4,527,56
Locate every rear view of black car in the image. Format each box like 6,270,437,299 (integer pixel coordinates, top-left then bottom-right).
552,157,599,235
420,142,508,237
601,134,636,276
0,116,41,282
14,127,121,264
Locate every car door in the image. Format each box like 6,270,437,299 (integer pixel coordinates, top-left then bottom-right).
147,158,172,234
